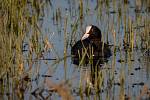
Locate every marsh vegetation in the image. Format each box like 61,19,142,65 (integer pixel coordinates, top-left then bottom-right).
0,0,150,100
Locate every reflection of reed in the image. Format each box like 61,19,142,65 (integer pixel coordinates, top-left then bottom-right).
0,0,150,99
137,85,150,100
46,78,74,100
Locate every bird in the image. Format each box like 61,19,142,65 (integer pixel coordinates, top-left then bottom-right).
71,25,111,65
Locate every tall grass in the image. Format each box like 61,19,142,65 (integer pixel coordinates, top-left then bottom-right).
0,0,149,99
0,0,50,98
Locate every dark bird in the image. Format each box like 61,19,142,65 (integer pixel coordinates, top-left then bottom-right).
71,25,112,65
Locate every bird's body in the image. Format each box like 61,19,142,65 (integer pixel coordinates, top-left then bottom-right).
71,39,111,58
71,25,111,65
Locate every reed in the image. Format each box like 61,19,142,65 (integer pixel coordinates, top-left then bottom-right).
79,0,83,20
0,0,150,99
0,0,50,98
64,15,68,80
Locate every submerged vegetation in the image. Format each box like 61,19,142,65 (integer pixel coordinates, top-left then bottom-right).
0,0,150,99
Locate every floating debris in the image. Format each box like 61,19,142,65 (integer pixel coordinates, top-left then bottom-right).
135,67,142,71
110,11,117,14
114,82,121,86
41,75,52,77
130,73,134,75
132,82,145,87
117,59,125,63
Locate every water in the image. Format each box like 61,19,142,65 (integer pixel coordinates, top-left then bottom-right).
29,0,150,99
1,0,150,100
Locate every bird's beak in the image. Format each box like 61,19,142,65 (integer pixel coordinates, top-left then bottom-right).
81,33,90,40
